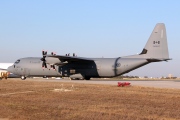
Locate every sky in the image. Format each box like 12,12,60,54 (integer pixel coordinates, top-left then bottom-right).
0,0,180,77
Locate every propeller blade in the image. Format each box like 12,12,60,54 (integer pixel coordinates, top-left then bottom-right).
42,62,45,68
41,57,45,61
42,51,45,56
52,65,55,70
50,65,56,70
44,63,47,68
42,50,47,56
51,52,56,55
45,51,47,55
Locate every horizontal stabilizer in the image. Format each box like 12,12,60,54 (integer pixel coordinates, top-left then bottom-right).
146,58,172,62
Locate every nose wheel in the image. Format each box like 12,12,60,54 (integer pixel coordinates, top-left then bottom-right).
21,76,26,80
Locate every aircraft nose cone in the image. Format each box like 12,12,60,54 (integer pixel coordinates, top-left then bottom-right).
7,66,13,73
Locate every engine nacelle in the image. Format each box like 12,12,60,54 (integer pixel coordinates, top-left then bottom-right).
45,57,62,65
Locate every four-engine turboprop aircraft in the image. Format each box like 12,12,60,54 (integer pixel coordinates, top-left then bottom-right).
7,23,170,80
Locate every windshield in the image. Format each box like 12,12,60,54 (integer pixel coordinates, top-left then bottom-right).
15,60,20,64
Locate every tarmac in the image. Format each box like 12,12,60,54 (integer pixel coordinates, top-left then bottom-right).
24,78,180,89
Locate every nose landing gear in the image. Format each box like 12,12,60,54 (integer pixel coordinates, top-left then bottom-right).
21,76,26,80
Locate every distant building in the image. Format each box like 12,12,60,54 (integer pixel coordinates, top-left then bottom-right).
168,74,173,78
144,76,148,78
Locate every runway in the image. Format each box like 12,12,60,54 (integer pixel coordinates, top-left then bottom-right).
26,78,180,89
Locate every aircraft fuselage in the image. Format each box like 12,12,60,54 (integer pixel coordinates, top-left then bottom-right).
8,57,149,79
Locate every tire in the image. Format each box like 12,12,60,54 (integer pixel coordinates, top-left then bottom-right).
21,76,26,80
84,77,91,80
72,78,76,80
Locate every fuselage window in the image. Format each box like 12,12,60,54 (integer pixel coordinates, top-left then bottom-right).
15,60,20,64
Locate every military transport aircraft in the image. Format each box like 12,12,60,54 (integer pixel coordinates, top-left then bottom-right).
7,23,170,80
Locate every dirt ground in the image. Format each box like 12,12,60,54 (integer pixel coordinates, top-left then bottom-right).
0,78,180,120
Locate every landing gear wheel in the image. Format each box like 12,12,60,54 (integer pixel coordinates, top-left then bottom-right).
21,76,26,80
84,77,91,80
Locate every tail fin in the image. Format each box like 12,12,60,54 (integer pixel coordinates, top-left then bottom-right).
140,23,169,60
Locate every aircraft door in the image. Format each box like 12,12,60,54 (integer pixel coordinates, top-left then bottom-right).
59,66,70,77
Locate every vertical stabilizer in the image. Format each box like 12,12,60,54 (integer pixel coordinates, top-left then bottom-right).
140,23,169,59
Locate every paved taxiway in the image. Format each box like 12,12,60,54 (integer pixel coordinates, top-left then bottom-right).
23,78,180,89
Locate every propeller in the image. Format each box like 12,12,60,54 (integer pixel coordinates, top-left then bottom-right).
51,52,56,55
51,52,56,69
50,65,56,70
41,50,47,68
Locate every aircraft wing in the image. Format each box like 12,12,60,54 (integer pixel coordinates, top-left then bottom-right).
46,55,94,62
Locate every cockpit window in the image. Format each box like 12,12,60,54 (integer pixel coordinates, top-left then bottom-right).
15,60,20,64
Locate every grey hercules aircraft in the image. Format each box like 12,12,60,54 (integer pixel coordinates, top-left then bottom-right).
7,23,170,80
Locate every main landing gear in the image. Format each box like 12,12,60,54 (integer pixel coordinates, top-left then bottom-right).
84,77,91,80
